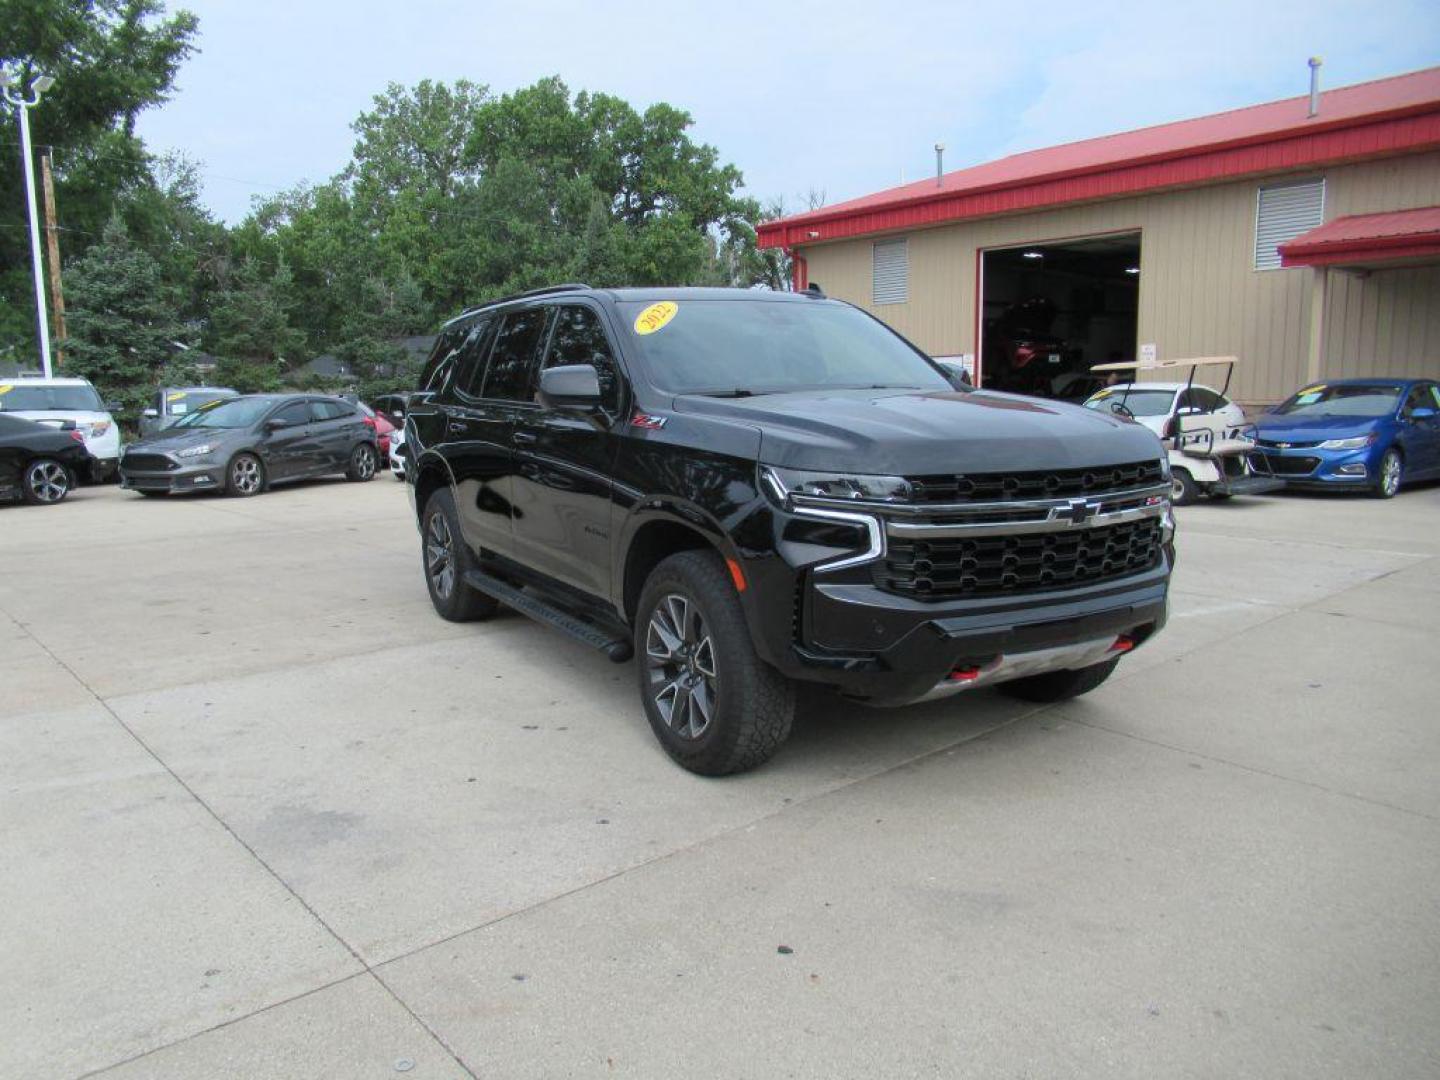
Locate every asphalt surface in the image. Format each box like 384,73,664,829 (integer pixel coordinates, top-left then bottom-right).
2,476,1438,1079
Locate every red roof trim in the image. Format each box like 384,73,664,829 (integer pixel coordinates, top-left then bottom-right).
1279,205,1440,267
758,71,1440,250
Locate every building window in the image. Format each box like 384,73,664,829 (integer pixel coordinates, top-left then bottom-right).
1254,179,1325,270
872,238,909,304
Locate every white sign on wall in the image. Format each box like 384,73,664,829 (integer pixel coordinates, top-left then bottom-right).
1139,343,1157,364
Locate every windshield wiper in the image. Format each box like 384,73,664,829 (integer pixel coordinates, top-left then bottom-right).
689,388,764,398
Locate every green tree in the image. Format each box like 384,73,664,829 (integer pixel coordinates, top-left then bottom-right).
0,0,198,353
61,214,180,415
206,258,305,392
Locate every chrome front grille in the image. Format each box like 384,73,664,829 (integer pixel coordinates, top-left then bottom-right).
907,460,1165,503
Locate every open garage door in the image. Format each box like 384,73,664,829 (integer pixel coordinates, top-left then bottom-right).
979,233,1140,400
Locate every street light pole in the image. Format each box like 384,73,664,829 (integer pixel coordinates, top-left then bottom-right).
2,70,56,379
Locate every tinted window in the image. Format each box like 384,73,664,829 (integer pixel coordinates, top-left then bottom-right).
543,306,622,411
1190,388,1222,411
0,383,104,412
427,319,483,396
451,317,497,400
482,309,550,402
272,402,313,425
1401,386,1431,419
310,400,351,421
617,299,949,396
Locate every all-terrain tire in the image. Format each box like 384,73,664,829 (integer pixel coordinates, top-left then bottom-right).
635,550,795,776
999,656,1121,703
421,488,500,622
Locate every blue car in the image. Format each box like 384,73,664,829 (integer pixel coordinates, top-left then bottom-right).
1255,378,1440,498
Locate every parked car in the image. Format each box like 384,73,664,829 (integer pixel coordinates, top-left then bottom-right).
140,385,238,437
0,374,120,481
388,424,408,480
370,393,410,425
406,285,1174,775
356,402,395,459
119,393,380,497
0,413,92,505
1255,378,1440,498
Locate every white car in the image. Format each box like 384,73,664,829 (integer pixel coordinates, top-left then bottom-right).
1082,381,1247,439
0,375,121,481
388,424,407,480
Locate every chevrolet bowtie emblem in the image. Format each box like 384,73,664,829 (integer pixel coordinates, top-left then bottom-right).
1054,499,1100,526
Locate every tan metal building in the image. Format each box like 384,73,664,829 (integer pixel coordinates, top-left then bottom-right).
758,68,1440,407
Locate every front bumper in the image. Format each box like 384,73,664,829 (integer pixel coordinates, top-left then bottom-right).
1255,444,1380,487
119,456,225,494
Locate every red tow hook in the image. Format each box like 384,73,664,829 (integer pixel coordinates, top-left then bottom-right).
947,665,985,682
1109,634,1137,654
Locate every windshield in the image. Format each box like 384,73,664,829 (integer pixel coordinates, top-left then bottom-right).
1273,384,1401,419
618,299,951,396
0,383,104,412
1084,387,1176,418
171,397,274,429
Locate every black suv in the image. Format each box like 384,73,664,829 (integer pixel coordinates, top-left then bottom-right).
406,286,1174,775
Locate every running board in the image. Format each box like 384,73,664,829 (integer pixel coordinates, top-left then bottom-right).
462,570,633,662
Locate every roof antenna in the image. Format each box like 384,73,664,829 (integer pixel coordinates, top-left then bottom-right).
934,142,945,187
1308,57,1322,118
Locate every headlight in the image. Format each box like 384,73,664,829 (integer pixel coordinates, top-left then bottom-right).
1318,434,1376,451
764,466,912,504
176,443,215,459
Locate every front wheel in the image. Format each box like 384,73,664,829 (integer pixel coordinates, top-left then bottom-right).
227,453,265,497
636,551,794,776
346,443,377,482
1371,448,1402,499
21,458,72,505
999,656,1121,703
1170,467,1199,506
421,489,499,622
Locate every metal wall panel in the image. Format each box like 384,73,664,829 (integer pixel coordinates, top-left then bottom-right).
800,150,1440,405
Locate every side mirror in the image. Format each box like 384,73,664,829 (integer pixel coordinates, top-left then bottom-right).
538,364,602,409
264,417,292,432
142,408,158,419
105,400,122,412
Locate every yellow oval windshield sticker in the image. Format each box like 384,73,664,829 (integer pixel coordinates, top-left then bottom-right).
167,391,188,402
634,301,678,336
0,385,12,395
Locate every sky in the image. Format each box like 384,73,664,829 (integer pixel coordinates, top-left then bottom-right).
136,0,1440,225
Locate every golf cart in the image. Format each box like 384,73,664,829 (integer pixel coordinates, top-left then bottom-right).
1086,356,1284,506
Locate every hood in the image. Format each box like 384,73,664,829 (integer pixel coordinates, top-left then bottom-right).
1255,413,1383,442
130,426,237,452
673,388,1163,474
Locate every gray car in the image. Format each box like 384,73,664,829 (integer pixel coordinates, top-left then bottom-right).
119,394,380,497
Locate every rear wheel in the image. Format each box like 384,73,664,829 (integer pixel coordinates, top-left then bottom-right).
1372,449,1402,499
21,459,71,505
346,443,377,482
421,489,499,622
227,453,265,497
1170,467,1199,506
999,656,1121,703
636,551,794,776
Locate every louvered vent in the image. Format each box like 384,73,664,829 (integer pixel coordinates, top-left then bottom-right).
1255,179,1325,270
872,238,909,304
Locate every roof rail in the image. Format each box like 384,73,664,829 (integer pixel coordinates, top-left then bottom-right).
472,283,593,312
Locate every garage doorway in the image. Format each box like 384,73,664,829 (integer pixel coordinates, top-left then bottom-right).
979,232,1141,400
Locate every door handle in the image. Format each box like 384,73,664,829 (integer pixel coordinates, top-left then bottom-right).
512,431,538,445
447,421,466,435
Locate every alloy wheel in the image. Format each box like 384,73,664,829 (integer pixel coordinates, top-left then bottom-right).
426,512,455,599
1381,452,1402,497
645,593,718,740
231,456,261,495
26,460,68,503
355,446,376,479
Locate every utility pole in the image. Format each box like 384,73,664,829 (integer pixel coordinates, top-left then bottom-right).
41,148,66,366
1,69,57,378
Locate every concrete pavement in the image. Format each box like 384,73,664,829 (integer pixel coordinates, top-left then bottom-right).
2,477,1437,1078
